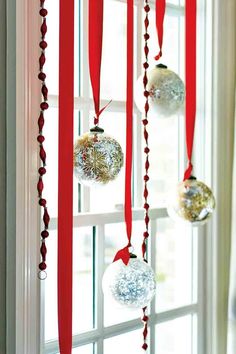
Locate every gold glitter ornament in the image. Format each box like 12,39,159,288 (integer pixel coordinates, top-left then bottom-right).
168,177,216,226
134,64,185,118
73,127,124,185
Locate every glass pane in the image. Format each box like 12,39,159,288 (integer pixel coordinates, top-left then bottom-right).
166,0,180,5
44,229,58,341
89,112,126,213
155,315,194,354
144,12,182,75
72,344,94,354
104,222,146,326
156,218,197,312
43,108,81,217
45,0,80,96
146,116,180,207
44,0,59,95
73,227,94,334
95,0,137,101
44,227,94,342
104,329,144,354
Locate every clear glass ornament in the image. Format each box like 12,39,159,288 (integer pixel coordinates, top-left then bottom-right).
168,178,216,226
102,256,156,309
73,127,124,186
135,64,185,118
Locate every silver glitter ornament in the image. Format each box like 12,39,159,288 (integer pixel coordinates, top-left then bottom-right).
73,127,124,185
135,64,185,118
168,177,216,226
102,256,156,309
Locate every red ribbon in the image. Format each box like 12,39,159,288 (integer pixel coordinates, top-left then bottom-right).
113,0,134,266
154,0,166,61
58,0,74,352
184,0,196,180
89,0,105,126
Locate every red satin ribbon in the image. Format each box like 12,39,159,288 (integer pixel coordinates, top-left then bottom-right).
154,0,166,61
89,0,104,125
113,0,134,266
184,0,196,180
58,0,74,352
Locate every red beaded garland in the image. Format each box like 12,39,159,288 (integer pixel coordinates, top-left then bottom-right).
37,0,49,276
142,0,150,351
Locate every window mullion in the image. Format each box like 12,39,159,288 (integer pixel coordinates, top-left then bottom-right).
96,225,105,349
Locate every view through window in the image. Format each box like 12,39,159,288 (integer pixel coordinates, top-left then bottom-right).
42,1,203,353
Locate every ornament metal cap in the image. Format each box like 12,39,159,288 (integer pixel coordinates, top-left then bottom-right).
90,126,104,133
188,175,197,180
156,63,168,69
129,253,137,259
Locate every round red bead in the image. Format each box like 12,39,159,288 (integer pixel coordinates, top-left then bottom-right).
39,262,47,270
143,62,149,69
37,135,45,143
40,40,48,50
38,167,46,175
143,231,149,238
144,175,149,181
39,8,48,17
144,147,150,153
39,198,47,207
41,230,49,238
144,33,150,40
144,90,149,97
142,119,148,126
38,72,46,81
144,5,150,12
144,203,149,210
40,102,49,110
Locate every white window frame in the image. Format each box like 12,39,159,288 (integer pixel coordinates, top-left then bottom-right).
9,0,234,353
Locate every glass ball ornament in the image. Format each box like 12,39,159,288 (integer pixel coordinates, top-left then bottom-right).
168,177,216,226
73,126,124,185
102,255,156,309
134,64,185,118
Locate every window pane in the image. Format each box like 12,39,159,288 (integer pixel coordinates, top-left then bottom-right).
155,218,197,312
44,108,81,217
144,11,182,74
104,329,144,354
95,0,137,101
45,0,59,95
44,229,58,341
73,227,94,334
104,222,146,326
155,315,194,354
72,344,94,354
44,227,94,342
147,116,180,207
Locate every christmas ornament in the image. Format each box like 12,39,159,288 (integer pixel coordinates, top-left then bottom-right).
168,177,216,225
135,64,185,118
102,255,156,309
73,126,124,185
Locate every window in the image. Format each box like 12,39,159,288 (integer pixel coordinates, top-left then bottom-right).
40,1,206,353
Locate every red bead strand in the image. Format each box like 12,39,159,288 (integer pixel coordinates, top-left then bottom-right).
142,0,150,350
37,0,50,277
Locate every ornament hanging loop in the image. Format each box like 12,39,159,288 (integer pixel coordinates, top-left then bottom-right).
93,99,112,126
183,160,193,181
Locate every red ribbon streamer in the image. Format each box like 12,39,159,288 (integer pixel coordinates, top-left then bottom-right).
58,0,74,352
89,0,104,126
113,0,134,266
154,0,166,61
184,0,196,180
